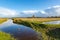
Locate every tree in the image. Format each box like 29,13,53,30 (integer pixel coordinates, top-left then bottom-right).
32,15,35,18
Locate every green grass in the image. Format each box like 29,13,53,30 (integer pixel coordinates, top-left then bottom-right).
0,31,16,40
13,18,60,40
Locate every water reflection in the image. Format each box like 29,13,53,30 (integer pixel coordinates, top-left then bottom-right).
43,21,60,24
0,19,13,28
0,19,38,40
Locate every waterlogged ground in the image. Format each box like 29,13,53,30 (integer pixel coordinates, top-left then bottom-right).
43,20,60,24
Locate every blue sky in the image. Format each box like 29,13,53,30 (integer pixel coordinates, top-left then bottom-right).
0,0,60,17
0,0,60,11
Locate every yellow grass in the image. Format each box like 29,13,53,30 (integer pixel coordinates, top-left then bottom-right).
14,18,60,22
0,18,8,24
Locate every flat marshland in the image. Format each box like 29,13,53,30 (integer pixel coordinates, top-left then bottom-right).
13,18,60,40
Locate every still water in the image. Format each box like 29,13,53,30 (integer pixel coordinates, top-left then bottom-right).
43,21,60,24
0,19,38,40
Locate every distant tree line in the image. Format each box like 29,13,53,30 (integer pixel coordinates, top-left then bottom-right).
12,15,60,18
47,16,60,18
31,15,60,18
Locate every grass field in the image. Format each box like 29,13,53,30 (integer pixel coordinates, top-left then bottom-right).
0,18,8,24
13,18,60,40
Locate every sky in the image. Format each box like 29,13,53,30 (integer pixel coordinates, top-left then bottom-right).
0,0,60,17
0,0,60,11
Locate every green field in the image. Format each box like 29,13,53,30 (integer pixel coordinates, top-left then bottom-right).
13,18,60,40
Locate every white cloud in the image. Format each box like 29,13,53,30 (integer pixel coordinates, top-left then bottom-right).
22,10,39,14
16,5,60,17
40,11,46,14
20,10,48,17
45,5,60,16
48,5,60,9
52,5,60,8
1,5,60,17
0,7,18,17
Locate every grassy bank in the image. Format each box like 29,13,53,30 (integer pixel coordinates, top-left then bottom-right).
0,18,8,24
0,31,16,40
13,18,60,40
